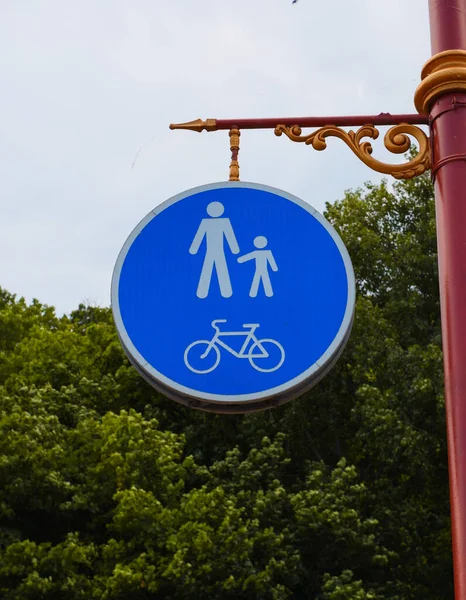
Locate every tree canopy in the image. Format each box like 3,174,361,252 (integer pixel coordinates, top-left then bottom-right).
0,172,453,599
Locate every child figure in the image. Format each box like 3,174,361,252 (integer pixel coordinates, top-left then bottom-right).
237,236,278,297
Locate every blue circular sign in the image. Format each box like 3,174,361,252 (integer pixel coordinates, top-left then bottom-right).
112,182,355,413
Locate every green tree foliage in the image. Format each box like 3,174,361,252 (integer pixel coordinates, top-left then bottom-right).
0,173,453,598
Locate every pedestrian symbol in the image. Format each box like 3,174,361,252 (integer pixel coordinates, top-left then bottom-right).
189,202,279,300
238,236,278,297
189,201,239,298
112,182,355,413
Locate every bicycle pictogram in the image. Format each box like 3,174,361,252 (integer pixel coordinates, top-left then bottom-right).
184,319,285,374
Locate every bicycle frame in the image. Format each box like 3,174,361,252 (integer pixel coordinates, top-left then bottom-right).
203,327,268,359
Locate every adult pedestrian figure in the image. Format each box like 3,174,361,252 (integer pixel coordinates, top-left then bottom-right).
238,236,278,297
189,201,240,298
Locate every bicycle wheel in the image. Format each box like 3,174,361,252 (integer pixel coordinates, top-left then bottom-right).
248,339,285,373
184,340,220,374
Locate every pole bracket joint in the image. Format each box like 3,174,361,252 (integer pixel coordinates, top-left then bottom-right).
415,50,466,114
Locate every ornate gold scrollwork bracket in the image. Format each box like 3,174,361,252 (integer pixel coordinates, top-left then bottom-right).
274,123,431,180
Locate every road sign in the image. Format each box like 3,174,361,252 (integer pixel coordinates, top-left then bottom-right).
111,182,355,413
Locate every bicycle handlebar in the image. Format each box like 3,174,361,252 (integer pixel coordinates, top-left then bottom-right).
211,319,227,329
210,319,259,331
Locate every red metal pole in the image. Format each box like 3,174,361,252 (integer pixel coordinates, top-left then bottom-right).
427,1,466,596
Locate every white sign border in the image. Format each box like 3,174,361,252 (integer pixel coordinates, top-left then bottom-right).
111,181,356,407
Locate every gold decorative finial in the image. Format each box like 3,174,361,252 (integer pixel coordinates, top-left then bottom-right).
169,118,217,133
229,129,240,181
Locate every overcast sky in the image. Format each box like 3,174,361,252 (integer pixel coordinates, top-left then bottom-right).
1,0,431,315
